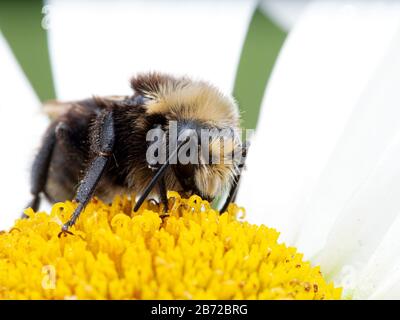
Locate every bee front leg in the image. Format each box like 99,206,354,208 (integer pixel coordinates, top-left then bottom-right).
147,165,168,215
220,141,249,213
59,111,115,236
158,176,168,214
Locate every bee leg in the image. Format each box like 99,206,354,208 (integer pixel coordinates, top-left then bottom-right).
59,111,115,236
220,173,241,213
24,196,41,217
158,176,169,215
220,141,249,213
24,123,57,217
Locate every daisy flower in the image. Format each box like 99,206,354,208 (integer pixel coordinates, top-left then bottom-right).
0,1,399,300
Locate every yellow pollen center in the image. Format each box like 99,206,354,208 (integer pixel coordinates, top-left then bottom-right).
0,192,342,300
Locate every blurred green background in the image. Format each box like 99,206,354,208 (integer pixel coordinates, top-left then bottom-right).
0,0,55,102
0,0,286,129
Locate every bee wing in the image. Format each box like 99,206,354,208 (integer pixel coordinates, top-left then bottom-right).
42,95,128,120
42,100,74,120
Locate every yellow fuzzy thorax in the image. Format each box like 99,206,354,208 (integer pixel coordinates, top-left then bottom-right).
0,192,342,300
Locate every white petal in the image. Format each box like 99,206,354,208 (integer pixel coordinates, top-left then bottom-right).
298,24,400,262
260,0,310,31
309,25,400,286
237,1,400,248
47,0,256,100
315,129,400,290
0,33,49,230
352,213,400,299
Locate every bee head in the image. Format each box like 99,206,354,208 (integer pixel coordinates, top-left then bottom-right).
131,72,244,201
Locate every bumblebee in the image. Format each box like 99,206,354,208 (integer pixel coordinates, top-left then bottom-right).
27,73,247,234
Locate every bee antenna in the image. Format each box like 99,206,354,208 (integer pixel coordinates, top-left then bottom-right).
133,136,191,212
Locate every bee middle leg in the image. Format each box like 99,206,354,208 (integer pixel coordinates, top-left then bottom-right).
24,121,76,217
24,123,58,217
158,176,168,214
